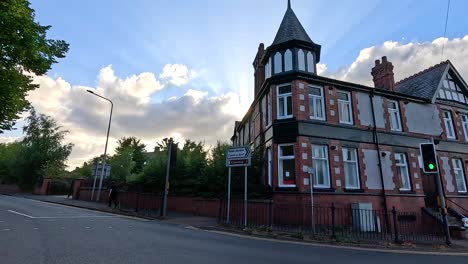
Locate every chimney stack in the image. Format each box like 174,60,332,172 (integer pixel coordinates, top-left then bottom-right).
371,56,395,91
253,43,265,96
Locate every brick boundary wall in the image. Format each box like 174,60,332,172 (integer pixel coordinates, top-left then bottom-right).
0,184,20,194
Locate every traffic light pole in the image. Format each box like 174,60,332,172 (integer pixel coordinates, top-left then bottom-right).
435,170,451,245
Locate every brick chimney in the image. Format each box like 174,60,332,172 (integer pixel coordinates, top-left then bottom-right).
371,56,395,91
253,43,265,96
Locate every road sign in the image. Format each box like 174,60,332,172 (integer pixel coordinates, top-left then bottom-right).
92,163,111,177
226,147,251,167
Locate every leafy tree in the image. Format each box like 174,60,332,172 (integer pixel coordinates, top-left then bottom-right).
171,140,207,195
108,148,134,184
198,141,229,197
115,136,146,174
12,108,73,189
0,0,69,132
0,142,24,184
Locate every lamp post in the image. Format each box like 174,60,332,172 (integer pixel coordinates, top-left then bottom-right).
87,90,113,202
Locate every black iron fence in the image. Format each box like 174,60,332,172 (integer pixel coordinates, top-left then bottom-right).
218,200,445,243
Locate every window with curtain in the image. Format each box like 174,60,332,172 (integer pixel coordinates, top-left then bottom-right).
337,91,353,124
342,148,360,189
312,145,330,188
308,85,325,120
395,153,411,191
452,159,467,193
388,100,402,131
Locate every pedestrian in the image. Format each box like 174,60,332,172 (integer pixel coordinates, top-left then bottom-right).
108,184,119,208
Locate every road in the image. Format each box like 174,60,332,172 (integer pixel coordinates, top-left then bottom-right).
0,195,466,264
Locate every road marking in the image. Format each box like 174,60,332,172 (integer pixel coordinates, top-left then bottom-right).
85,226,91,229
7,210,34,218
60,227,66,230
7,210,118,219
2,228,11,231
33,228,39,230
107,226,112,228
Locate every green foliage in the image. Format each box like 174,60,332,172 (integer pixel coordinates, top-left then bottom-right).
108,148,134,184
0,142,24,184
0,0,69,132
115,136,146,174
10,109,72,189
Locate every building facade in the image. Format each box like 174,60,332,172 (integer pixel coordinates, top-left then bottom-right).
231,3,468,213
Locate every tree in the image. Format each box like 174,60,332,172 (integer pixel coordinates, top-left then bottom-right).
0,0,69,132
108,148,134,184
115,136,146,174
0,142,24,184
13,108,73,189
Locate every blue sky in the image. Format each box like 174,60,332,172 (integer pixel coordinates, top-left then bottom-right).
2,0,467,168
31,0,465,96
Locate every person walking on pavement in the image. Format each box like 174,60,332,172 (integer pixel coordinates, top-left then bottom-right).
108,184,119,208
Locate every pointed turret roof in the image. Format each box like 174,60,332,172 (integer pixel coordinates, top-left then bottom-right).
271,1,314,46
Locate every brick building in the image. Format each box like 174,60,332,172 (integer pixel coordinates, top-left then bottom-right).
231,2,468,213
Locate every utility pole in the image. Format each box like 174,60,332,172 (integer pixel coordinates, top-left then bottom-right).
160,138,173,218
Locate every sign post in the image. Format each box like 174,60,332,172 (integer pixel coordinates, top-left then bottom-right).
226,147,251,227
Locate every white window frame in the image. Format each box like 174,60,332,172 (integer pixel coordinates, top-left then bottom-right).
337,91,353,124
312,145,330,188
395,153,411,191
443,110,456,139
342,148,360,189
452,159,467,193
278,144,296,187
277,84,293,119
388,100,402,131
461,114,468,141
308,85,325,120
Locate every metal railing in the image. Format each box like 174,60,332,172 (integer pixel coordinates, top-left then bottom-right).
218,200,445,243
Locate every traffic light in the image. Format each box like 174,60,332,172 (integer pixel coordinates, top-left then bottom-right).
419,143,439,173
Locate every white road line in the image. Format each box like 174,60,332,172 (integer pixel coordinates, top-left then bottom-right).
33,228,39,230
2,228,11,231
7,210,34,218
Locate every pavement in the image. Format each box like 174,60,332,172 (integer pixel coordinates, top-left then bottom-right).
1,194,468,264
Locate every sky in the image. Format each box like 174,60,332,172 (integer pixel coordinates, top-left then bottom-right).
1,0,468,169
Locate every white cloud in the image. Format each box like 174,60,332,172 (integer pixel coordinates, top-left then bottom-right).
21,63,238,168
159,64,198,86
321,35,468,86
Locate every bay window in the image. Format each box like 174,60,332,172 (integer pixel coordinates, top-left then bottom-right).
306,51,314,73
284,49,293,71
274,52,282,74
298,49,305,71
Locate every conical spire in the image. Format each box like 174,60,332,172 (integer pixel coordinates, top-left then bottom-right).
271,1,314,46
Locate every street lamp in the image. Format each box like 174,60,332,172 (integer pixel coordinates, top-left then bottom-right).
87,89,113,202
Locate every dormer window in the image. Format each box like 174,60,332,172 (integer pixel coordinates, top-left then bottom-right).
284,49,293,71
274,52,282,74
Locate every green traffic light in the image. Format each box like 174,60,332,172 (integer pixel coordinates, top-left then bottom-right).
428,163,435,170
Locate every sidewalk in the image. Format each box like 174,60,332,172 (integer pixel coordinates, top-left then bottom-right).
16,194,218,228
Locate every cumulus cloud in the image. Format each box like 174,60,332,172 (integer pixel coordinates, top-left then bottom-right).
321,35,468,86
159,64,198,86
23,64,238,168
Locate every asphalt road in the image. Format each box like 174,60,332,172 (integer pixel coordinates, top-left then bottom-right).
0,195,466,264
